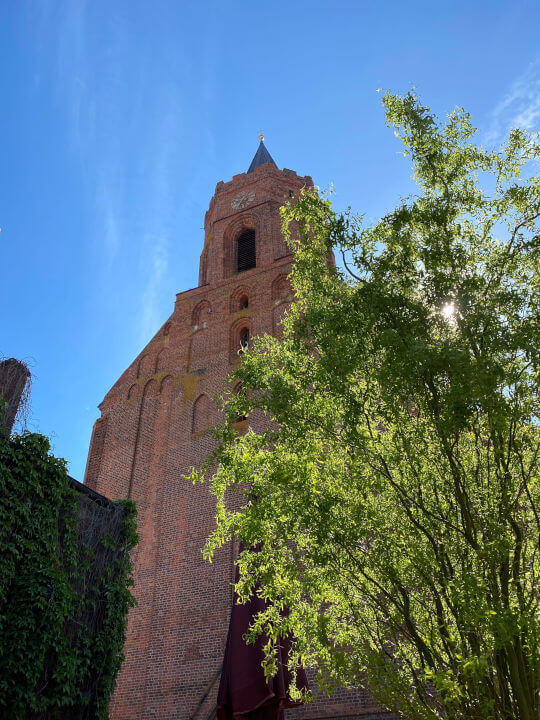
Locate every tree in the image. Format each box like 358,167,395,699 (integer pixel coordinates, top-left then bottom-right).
193,92,540,720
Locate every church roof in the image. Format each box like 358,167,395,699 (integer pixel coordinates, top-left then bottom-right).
247,137,277,173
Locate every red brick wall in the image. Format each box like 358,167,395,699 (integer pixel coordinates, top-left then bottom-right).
85,162,399,720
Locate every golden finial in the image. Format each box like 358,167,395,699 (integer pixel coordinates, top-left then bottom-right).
259,134,264,141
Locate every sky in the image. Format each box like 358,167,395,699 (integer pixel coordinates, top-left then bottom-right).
1,0,540,480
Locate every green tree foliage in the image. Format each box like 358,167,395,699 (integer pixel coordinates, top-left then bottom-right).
0,431,137,719
193,93,540,720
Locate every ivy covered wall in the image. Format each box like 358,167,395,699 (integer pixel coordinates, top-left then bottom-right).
0,432,138,720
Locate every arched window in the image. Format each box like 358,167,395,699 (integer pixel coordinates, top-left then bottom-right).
229,320,252,362
237,230,256,272
239,328,250,351
238,294,249,310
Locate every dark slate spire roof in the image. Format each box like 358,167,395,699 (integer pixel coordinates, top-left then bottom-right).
247,136,277,173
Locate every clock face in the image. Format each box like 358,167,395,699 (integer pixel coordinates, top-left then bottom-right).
231,191,255,211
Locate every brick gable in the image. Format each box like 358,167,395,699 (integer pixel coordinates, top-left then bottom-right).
85,159,399,720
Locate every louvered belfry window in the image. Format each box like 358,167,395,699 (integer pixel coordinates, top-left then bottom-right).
237,229,256,272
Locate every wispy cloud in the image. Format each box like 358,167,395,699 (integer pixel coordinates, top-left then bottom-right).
485,60,540,144
95,169,122,272
140,236,169,342
32,2,185,347
56,0,92,154
137,90,182,342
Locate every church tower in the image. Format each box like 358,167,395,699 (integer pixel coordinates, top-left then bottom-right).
85,142,396,720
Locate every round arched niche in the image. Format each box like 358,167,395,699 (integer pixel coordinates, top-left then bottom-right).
142,378,158,398
155,347,172,373
229,285,251,314
191,299,212,328
127,383,141,401
272,273,292,302
159,375,174,395
192,393,218,435
271,274,292,339
137,354,154,378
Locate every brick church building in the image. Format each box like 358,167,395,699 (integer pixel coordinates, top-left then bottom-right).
84,141,397,720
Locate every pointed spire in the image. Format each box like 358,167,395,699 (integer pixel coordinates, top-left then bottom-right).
247,135,277,173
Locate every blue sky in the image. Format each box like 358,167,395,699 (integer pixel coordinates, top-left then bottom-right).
1,0,539,480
